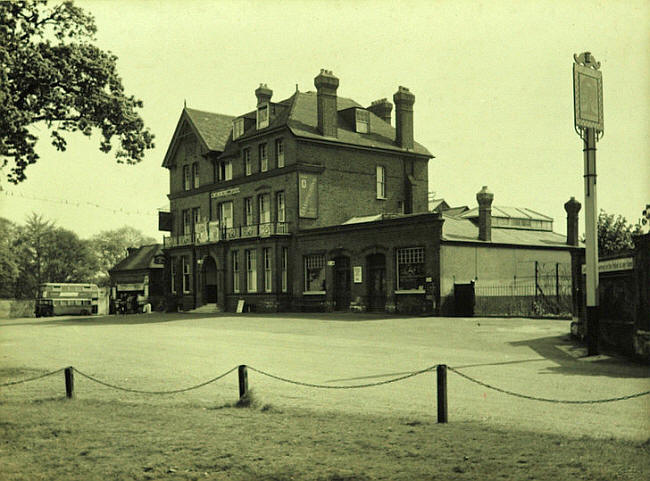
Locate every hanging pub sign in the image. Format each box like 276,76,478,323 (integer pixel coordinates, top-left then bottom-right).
299,173,318,218
573,52,603,132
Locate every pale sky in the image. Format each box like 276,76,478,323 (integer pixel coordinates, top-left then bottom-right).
1,0,648,241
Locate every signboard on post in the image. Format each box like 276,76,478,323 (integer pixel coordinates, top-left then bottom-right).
573,53,603,132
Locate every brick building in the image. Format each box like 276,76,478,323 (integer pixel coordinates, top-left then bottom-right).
160,69,440,313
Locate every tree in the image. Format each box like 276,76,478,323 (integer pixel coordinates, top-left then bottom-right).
596,210,642,256
0,0,154,183
13,213,98,298
88,226,156,286
0,218,19,297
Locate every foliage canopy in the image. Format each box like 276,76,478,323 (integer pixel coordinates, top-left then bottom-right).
0,0,154,183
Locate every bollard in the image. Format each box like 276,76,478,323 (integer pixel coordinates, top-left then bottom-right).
64,367,74,399
436,364,448,423
238,365,248,399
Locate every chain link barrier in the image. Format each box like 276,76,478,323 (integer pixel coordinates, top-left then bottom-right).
447,366,650,404
71,366,238,395
0,368,66,387
247,364,438,389
3,364,650,404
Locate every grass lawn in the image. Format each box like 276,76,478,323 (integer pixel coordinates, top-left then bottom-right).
1,395,649,481
1,313,649,479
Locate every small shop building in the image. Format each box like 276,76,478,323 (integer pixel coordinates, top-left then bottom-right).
108,244,166,312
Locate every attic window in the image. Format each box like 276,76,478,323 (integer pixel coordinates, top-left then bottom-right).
233,118,244,140
257,104,269,129
355,109,370,133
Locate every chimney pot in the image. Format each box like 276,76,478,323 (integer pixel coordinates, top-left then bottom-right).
368,98,393,125
255,83,273,106
393,86,415,149
564,196,582,246
314,69,339,137
476,186,494,242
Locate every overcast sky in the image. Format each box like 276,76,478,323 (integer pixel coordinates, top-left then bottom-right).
1,0,648,241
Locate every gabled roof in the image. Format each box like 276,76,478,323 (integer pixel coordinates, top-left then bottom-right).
429,199,450,212
162,108,234,168
109,244,164,273
441,214,570,248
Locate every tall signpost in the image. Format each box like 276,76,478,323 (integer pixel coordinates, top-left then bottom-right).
573,52,604,356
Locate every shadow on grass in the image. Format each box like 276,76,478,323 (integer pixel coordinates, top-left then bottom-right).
0,310,411,327
509,335,650,379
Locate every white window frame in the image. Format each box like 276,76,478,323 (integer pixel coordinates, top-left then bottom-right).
276,191,286,223
259,193,270,224
276,138,285,168
281,247,288,293
232,251,240,293
246,249,257,293
219,201,233,229
263,248,272,293
244,148,252,176
257,103,269,129
376,165,386,199
182,209,191,235
259,143,268,172
219,160,232,181
183,165,191,191
355,109,370,133
182,256,191,294
303,254,326,294
244,197,254,226
396,247,426,292
232,118,244,140
170,259,176,294
193,162,200,189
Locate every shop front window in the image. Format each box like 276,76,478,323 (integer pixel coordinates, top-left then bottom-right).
396,247,425,291
304,254,326,293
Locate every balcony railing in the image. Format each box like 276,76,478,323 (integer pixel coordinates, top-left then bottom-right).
163,222,290,248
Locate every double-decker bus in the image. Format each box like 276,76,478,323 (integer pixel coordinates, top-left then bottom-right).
35,283,99,317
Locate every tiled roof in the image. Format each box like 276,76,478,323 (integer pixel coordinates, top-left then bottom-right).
441,214,572,248
109,244,164,273
286,92,432,156
184,108,235,152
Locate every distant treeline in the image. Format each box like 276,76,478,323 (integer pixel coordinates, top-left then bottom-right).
0,214,156,299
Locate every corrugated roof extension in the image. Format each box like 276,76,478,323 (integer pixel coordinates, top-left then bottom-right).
460,206,553,221
109,244,164,273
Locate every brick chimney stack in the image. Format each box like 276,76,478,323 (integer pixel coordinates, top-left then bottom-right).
393,86,415,150
564,196,581,246
255,83,273,106
476,186,494,242
368,98,393,125
314,69,339,137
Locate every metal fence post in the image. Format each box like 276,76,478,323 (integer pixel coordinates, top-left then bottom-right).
64,367,74,398
238,365,248,399
437,364,448,423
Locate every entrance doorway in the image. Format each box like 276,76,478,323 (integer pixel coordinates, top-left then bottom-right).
202,256,218,303
333,256,351,310
454,282,475,317
367,253,386,311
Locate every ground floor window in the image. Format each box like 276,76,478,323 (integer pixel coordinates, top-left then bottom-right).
246,249,257,292
170,258,176,293
281,247,288,292
182,256,191,293
232,251,240,293
304,254,326,292
263,248,272,292
396,247,425,291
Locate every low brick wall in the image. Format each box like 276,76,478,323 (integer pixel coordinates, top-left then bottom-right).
0,299,35,319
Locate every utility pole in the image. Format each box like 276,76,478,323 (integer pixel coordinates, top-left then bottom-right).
573,52,604,356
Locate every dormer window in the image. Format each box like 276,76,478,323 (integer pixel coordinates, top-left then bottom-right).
257,104,269,129
233,118,244,140
355,109,370,133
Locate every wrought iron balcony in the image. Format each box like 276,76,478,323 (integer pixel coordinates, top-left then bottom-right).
163,222,290,248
